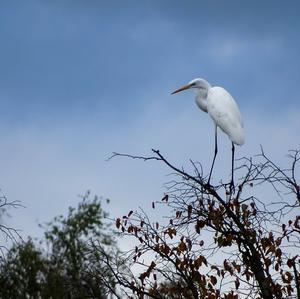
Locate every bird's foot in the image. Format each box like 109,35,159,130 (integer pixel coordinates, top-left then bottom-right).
205,181,213,190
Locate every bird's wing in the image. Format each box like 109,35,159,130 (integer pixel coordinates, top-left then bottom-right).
207,87,245,145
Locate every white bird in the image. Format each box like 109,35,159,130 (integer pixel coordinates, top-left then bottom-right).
171,78,244,188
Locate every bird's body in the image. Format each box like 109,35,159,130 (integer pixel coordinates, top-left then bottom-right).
206,87,244,145
172,78,244,188
188,78,244,146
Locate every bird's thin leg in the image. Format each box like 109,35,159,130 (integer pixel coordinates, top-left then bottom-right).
230,142,235,193
208,125,218,185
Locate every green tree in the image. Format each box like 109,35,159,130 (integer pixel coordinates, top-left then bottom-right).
0,239,45,299
0,193,117,299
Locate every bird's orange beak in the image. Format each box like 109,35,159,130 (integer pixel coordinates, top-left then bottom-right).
171,84,191,95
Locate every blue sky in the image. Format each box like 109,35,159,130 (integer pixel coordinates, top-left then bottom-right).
1,1,300,242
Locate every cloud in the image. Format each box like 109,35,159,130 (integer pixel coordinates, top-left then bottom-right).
0,1,299,251
210,36,283,63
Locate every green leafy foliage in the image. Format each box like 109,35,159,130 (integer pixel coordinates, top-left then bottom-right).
0,193,117,299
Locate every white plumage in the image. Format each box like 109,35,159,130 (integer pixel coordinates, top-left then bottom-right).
172,77,244,187
206,86,244,145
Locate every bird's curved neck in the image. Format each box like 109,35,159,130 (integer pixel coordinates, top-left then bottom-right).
194,86,210,112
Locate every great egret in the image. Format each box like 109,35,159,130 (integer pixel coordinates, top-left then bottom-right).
171,78,244,188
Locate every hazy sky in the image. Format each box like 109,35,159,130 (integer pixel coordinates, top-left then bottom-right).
1,1,300,242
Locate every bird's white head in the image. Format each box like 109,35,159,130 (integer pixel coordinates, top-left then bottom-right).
171,78,211,95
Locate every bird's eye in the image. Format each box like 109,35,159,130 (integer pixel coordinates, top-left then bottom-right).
191,82,196,86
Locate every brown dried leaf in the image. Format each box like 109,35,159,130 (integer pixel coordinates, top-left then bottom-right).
116,218,121,229
162,194,169,202
235,278,240,290
188,205,193,218
210,275,217,285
